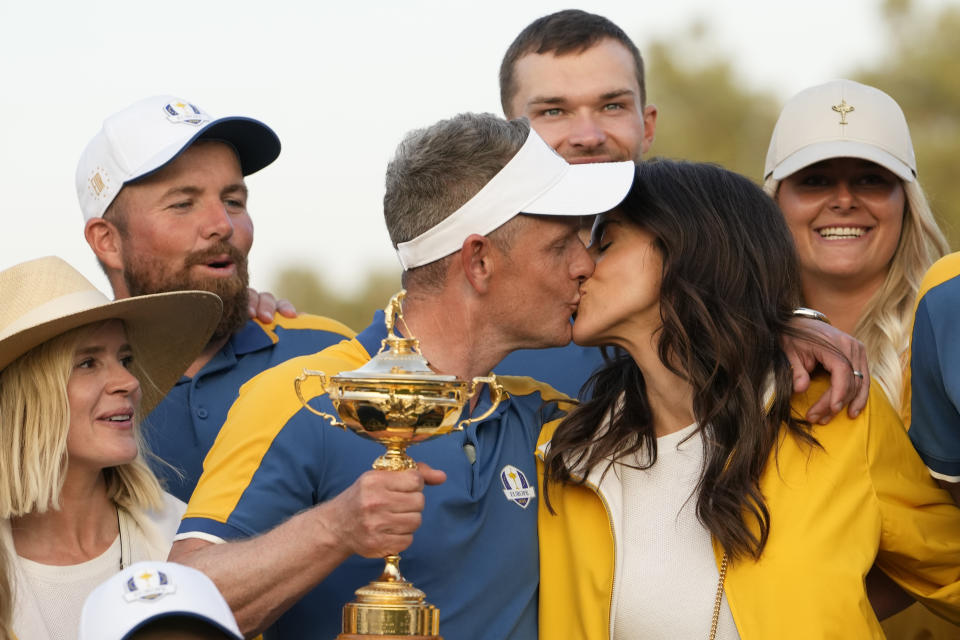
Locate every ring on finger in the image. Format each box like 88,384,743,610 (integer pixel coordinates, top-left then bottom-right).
852,370,864,380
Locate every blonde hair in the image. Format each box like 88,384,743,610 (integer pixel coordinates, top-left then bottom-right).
0,323,164,519
765,176,949,406
0,544,12,640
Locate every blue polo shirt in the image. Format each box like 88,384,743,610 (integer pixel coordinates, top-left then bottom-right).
144,314,354,502
179,311,574,640
496,342,605,399
909,252,960,480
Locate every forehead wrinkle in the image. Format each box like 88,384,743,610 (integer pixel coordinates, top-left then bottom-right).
223,182,248,197
527,95,567,106
599,89,636,101
158,185,202,199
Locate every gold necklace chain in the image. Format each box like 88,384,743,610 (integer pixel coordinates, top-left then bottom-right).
709,552,729,640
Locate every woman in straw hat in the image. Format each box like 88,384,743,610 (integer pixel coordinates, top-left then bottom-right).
537,160,960,639
763,79,954,637
0,256,221,640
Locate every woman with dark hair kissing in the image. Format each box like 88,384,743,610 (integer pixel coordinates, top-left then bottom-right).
537,160,960,639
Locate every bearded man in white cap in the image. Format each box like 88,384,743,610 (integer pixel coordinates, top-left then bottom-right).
169,113,634,640
77,97,354,502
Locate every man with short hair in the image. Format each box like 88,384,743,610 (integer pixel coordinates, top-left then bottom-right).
78,96,354,501
493,10,658,397
495,10,868,424
169,113,635,639
499,8,657,164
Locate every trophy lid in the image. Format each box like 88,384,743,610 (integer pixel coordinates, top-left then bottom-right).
334,291,457,383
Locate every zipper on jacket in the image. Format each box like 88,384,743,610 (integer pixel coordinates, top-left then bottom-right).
580,476,618,640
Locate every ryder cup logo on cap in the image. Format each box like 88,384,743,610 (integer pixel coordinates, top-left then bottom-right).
764,79,917,183
79,561,243,640
395,128,635,270
500,464,535,508
163,100,210,125
123,567,176,602
76,94,282,223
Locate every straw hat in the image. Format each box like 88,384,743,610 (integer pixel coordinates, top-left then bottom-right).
0,256,222,415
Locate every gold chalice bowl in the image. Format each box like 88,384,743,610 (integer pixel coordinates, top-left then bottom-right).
295,291,505,640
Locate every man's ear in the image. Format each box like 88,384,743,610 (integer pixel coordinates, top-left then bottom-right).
640,103,658,156
460,233,497,294
84,217,124,271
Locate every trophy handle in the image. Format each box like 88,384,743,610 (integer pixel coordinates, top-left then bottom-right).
294,369,345,428
456,375,508,430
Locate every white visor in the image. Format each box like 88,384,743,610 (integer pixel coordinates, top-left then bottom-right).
395,129,635,270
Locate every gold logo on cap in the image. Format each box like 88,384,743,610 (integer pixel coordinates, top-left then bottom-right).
90,172,107,196
832,99,855,125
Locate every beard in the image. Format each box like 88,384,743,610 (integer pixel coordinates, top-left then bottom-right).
122,242,250,341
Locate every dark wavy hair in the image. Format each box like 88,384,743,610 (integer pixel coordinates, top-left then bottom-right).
544,159,821,561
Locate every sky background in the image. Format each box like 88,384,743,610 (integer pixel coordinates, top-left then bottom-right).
1,0,954,295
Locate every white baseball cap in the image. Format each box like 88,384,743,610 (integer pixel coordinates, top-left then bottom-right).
79,561,242,640
764,79,916,183
395,127,635,270
76,95,281,222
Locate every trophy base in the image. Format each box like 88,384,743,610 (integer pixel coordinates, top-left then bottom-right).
337,633,443,640
338,555,441,638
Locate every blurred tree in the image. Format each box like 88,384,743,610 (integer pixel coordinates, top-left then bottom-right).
642,22,781,181
853,0,960,246
273,266,402,332
275,2,957,316
642,3,958,248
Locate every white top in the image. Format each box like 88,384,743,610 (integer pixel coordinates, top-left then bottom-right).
5,492,186,640
611,423,740,640
18,536,121,640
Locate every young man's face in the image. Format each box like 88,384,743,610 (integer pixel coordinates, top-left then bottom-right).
507,38,657,165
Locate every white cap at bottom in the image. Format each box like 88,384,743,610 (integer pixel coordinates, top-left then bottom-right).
79,561,242,640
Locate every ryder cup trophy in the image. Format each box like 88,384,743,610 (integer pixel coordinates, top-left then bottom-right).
294,290,505,640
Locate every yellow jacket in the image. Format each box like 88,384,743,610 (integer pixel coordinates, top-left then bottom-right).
537,377,960,639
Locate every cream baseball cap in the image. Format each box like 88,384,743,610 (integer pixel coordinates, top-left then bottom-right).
76,95,281,222
79,561,242,639
764,79,916,182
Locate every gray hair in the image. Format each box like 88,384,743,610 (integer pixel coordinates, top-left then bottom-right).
383,113,531,287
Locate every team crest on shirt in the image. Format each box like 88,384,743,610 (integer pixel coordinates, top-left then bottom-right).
123,567,177,602
162,100,211,126
500,464,536,508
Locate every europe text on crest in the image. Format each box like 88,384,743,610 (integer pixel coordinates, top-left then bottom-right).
123,568,177,602
163,100,211,126
500,464,536,509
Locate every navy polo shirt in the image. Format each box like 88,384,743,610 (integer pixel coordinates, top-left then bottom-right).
144,314,354,502
910,253,960,480
179,311,574,640
496,342,605,399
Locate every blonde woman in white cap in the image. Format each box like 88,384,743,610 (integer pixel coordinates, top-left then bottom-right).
763,78,948,414
0,256,221,640
764,79,954,638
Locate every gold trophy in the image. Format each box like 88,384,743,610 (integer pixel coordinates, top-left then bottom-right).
294,291,505,640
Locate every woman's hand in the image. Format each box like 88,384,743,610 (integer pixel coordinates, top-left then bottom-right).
782,318,870,423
